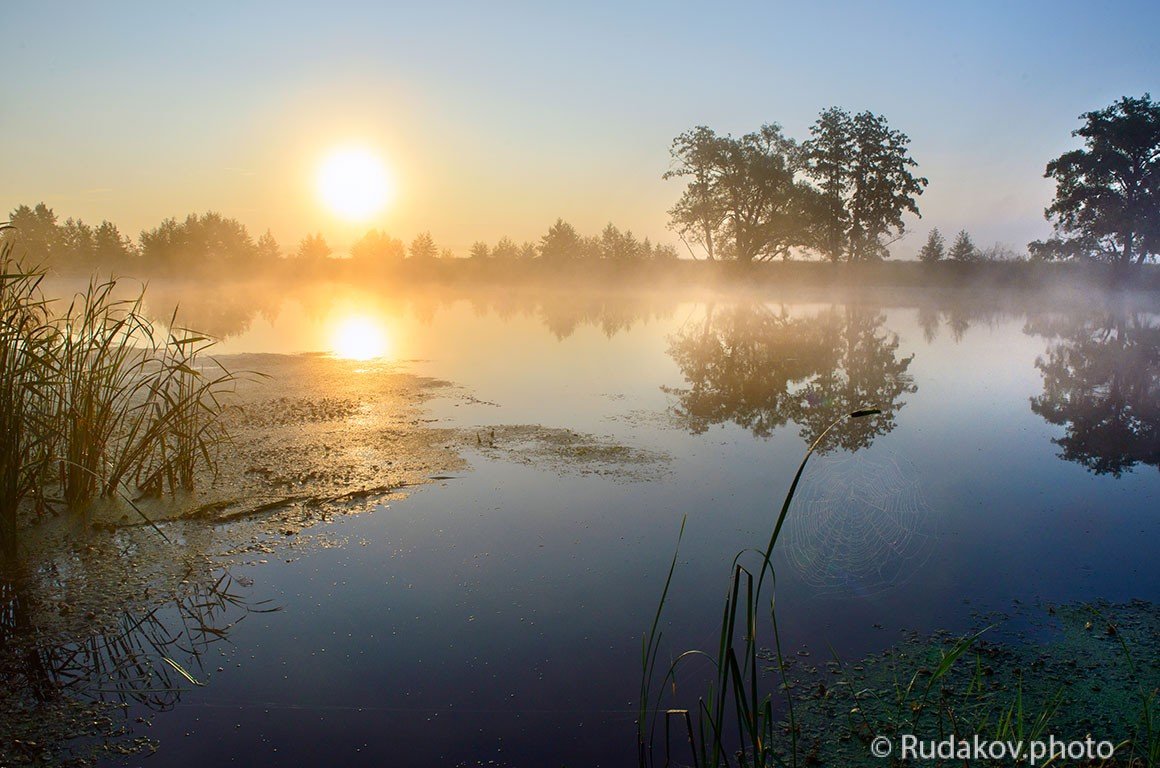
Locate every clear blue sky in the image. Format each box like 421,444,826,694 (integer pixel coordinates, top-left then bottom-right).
2,0,1157,257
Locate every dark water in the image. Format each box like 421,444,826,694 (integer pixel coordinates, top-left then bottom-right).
36,287,1160,766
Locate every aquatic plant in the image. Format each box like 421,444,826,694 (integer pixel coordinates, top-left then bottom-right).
0,229,55,558
0,231,238,557
637,408,880,768
789,601,1159,768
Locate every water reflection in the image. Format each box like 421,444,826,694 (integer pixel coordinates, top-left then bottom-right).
143,280,283,340
128,278,1159,478
664,303,916,451
133,281,682,344
916,302,984,343
1027,311,1160,476
0,562,273,761
331,315,390,360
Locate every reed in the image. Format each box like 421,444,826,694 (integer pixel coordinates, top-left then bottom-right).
0,230,238,557
0,230,55,558
638,408,881,768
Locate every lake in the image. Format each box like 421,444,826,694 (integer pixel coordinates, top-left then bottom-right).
14,279,1158,767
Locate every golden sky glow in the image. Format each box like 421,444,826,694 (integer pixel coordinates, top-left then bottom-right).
4,4,1156,256
317,146,394,222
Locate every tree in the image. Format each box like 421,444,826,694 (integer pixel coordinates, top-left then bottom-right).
59,217,96,269
7,203,61,262
94,220,136,268
720,125,818,263
803,109,854,262
599,223,623,260
979,242,1025,262
1032,94,1160,266
139,212,257,273
409,231,438,261
599,223,643,261
195,212,256,261
665,124,818,263
539,219,583,262
917,228,945,262
138,217,185,270
469,241,491,260
664,126,728,261
351,229,404,265
948,229,978,262
296,232,331,261
255,230,281,261
491,236,519,261
804,108,927,262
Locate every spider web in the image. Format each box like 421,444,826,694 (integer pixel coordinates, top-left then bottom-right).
783,450,937,598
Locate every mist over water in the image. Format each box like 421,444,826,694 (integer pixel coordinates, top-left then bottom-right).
4,4,1159,763
37,278,1145,766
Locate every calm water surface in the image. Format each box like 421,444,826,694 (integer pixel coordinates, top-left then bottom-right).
99,285,1157,767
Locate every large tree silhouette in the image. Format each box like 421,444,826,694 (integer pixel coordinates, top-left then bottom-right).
804,109,927,262
1031,94,1160,266
664,125,820,263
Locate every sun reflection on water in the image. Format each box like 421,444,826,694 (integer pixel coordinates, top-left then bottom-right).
331,315,389,360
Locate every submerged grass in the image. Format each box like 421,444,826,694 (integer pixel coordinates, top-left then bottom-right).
0,229,239,558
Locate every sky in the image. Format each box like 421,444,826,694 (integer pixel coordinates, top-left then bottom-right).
2,0,1157,258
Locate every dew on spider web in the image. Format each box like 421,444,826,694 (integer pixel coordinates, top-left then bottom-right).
783,450,937,598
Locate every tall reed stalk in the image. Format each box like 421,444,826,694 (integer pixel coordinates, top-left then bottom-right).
0,229,55,558
638,408,881,768
0,229,238,558
50,282,238,508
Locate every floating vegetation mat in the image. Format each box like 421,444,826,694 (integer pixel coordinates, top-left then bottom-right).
772,599,1160,767
459,424,671,481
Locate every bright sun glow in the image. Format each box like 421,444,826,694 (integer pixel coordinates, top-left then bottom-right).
317,147,393,221
331,316,389,360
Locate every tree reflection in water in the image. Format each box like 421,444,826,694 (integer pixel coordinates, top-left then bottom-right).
1028,311,1160,476
664,302,916,451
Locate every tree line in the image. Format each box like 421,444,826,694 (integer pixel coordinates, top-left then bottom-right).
2,207,679,277
6,94,1156,276
359,220,679,266
915,229,1024,263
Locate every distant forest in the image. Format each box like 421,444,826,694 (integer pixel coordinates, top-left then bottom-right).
2,203,682,278
3,95,1156,278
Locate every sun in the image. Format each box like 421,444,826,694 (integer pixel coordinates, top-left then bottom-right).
331,315,389,361
316,146,393,221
